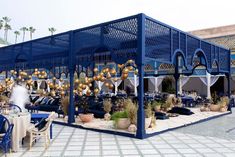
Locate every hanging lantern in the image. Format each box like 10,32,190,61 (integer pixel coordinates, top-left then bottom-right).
88,83,92,87
53,77,56,81
35,68,38,72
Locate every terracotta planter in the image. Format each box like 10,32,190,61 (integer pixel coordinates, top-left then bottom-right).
220,107,227,112
116,118,130,129
79,113,94,123
209,104,221,112
145,117,152,129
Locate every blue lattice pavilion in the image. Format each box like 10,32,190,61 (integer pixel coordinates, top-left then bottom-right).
0,14,231,139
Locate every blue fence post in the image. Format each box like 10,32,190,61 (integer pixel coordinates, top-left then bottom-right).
68,31,75,124
136,13,146,139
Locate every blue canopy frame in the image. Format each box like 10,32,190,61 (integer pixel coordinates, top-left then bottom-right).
0,13,231,139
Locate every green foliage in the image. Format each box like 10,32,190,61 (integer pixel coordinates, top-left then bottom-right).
125,100,138,124
111,111,128,126
151,100,162,108
145,103,153,118
211,92,220,104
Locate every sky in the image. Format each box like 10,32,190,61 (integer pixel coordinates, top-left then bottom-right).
0,0,235,43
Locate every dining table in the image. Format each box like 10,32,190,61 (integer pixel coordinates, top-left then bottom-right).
4,112,31,152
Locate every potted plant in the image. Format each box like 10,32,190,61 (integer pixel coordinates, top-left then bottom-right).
61,96,69,119
103,98,112,120
125,100,138,132
210,92,221,111
78,96,94,123
162,95,174,111
145,102,153,129
219,96,229,112
151,100,162,112
111,110,130,129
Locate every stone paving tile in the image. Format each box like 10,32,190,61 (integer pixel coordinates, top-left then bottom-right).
2,109,235,157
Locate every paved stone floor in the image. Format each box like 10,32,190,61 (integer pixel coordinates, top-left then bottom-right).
1,109,235,157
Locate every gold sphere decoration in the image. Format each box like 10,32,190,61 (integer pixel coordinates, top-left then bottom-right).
113,78,118,82
106,72,111,79
109,84,114,89
134,69,138,75
93,67,98,73
94,88,99,95
53,77,56,81
104,82,110,87
100,76,106,82
110,68,116,75
122,68,129,74
82,84,86,89
75,79,80,84
86,90,91,96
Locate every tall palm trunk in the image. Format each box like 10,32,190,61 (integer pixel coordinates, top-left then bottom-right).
15,34,18,44
22,31,25,42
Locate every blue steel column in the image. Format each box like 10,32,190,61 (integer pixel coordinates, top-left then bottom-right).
68,31,75,124
174,54,179,97
136,13,146,139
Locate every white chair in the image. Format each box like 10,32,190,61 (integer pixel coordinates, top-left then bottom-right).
28,112,55,149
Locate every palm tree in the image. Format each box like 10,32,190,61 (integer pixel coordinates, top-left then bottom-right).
0,20,3,30
4,23,11,42
2,16,11,42
20,27,28,42
48,27,56,35
28,26,36,40
14,31,20,44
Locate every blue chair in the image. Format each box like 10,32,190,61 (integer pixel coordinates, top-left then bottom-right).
0,115,10,134
9,104,22,112
0,124,14,154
